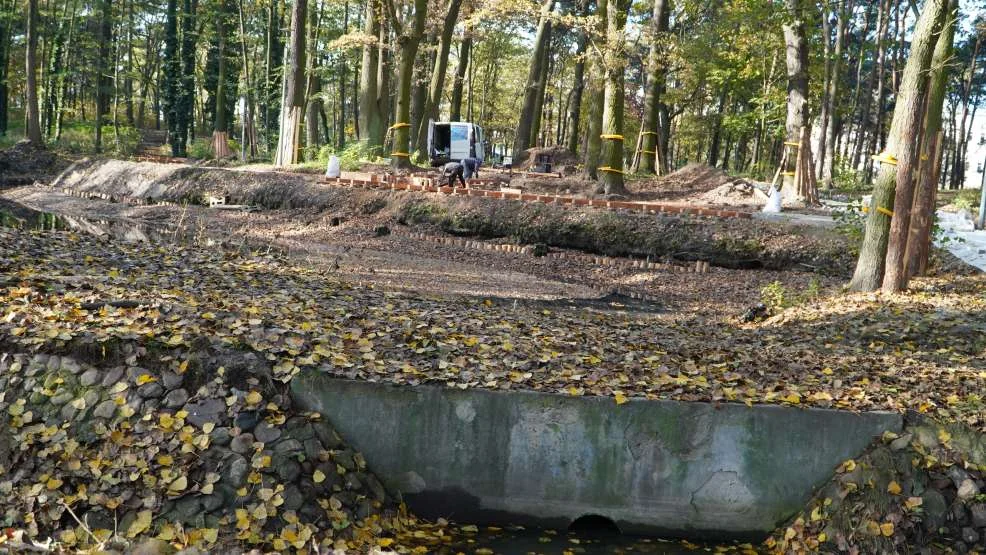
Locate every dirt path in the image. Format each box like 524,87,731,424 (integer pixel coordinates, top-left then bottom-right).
3,183,840,318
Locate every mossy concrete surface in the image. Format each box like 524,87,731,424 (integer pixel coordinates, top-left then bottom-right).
291,372,902,540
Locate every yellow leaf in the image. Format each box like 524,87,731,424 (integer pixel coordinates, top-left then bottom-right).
46,478,63,490
938,428,952,444
201,528,218,543
880,522,894,537
126,510,153,538
168,475,188,493
136,374,157,385
156,454,174,466
159,413,175,429
887,481,902,495
70,398,86,410
378,538,395,547
313,470,326,483
810,506,823,521
784,527,796,540
904,496,923,510
202,422,215,433
245,391,262,405
614,392,628,405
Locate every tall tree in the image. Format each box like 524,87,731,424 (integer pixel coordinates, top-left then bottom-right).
780,0,809,203
274,0,307,166
25,0,42,145
582,0,606,180
358,0,385,150
638,0,670,174
598,0,629,195
850,0,946,292
564,7,589,156
449,33,471,121
512,0,555,160
906,0,956,280
94,0,113,153
414,0,464,156
383,0,427,170
0,0,9,136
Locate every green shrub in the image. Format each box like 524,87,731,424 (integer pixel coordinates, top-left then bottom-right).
833,200,865,256
186,136,241,160
832,160,869,195
761,277,823,313
54,122,140,156
317,141,386,171
954,188,982,215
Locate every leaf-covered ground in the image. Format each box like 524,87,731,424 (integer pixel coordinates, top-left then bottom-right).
2,228,984,426
1,227,985,553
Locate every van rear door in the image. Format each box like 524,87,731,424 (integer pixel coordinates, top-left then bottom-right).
449,123,470,161
427,119,435,163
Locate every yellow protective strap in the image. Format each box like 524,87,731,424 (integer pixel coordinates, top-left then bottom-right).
640,150,656,155
781,171,796,177
600,134,625,141
784,141,801,147
391,152,411,157
872,152,898,166
877,206,894,217
598,166,626,175
640,131,658,136
389,122,411,130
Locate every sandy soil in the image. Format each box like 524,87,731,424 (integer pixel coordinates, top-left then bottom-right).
3,183,842,319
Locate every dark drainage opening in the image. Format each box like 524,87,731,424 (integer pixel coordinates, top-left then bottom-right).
568,514,622,536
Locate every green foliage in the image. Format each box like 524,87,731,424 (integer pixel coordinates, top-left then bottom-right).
832,160,870,195
186,137,241,160
761,277,822,313
833,200,865,256
53,123,140,156
317,142,385,171
953,188,982,215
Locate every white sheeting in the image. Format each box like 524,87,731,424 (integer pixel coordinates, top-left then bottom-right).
936,210,986,271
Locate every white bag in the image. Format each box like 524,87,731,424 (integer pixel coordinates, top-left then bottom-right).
763,186,782,213
325,155,341,178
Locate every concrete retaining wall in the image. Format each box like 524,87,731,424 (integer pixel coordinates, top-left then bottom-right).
291,373,902,540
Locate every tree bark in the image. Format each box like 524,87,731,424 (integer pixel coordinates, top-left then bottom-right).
598,0,630,196
0,0,10,136
639,0,670,174
94,0,113,153
358,0,384,150
512,0,555,160
180,0,198,153
529,32,553,147
781,0,809,203
822,1,846,187
565,26,588,155
385,0,428,170
25,0,43,145
274,0,306,166
850,0,945,292
212,6,231,158
905,0,955,281
263,0,283,153
415,0,464,155
582,0,606,180
449,34,471,121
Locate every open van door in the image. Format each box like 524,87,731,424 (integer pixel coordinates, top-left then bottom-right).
426,119,435,164
474,126,485,163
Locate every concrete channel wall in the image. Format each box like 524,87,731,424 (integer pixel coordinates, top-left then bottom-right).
291,373,902,540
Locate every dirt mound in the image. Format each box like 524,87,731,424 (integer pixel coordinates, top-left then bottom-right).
631,163,732,201
693,179,769,207
0,141,70,183
517,146,580,174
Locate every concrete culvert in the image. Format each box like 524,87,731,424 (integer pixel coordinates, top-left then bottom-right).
568,514,622,536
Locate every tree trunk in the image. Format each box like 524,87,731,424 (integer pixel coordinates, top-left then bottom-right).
0,0,10,137
180,0,198,153
512,0,555,160
822,0,846,188
565,26,588,155
639,0,670,174
951,33,981,190
387,0,428,170
598,0,629,196
815,3,832,181
529,34,553,147
263,0,283,153
212,8,231,158
94,0,113,153
781,0,809,203
850,0,945,292
415,0,464,156
358,0,383,150
274,0,306,166
449,34,471,121
25,0,43,145
582,0,606,180
904,0,955,281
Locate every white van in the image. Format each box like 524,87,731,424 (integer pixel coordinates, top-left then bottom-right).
427,120,486,167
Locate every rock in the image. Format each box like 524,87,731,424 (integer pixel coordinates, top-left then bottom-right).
333,449,357,471
211,427,232,446
130,539,174,555
80,368,101,387
970,503,986,527
274,456,301,482
200,494,223,512
138,382,165,399
50,391,74,406
949,466,973,488
889,433,913,451
962,527,980,545
344,473,362,491
303,439,322,461
364,474,387,502
234,411,260,432
100,366,126,388
254,421,281,444
274,438,303,455
282,484,304,511
93,400,117,419
185,399,225,428
169,496,203,523
313,420,343,449
163,388,189,409
222,454,249,487
922,489,948,533
46,356,62,372
230,433,255,455
60,403,78,421
958,479,980,501
374,225,391,237
161,370,184,390
60,357,82,375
